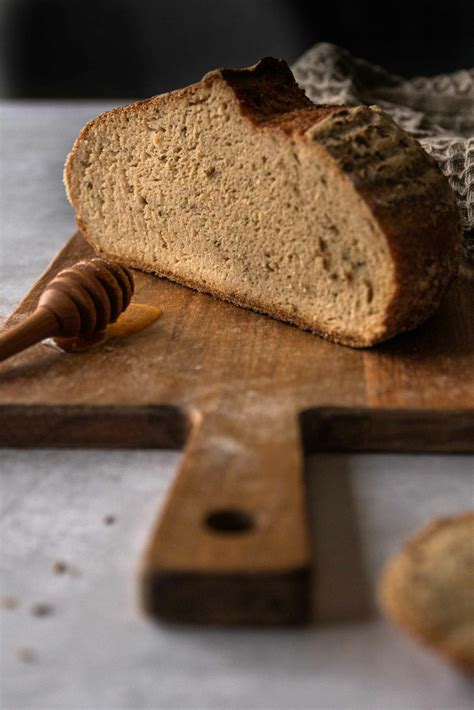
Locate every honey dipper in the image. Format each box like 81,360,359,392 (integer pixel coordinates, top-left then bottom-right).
0,258,134,362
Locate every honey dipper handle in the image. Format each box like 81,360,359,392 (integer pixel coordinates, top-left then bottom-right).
0,308,60,362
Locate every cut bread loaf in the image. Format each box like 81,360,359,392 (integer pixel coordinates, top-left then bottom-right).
64,58,462,347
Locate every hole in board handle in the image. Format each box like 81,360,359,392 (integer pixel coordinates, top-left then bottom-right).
205,509,255,534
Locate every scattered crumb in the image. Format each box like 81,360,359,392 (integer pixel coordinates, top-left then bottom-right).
103,515,116,525
52,560,80,577
15,647,36,663
0,595,18,610
31,602,54,618
52,560,67,575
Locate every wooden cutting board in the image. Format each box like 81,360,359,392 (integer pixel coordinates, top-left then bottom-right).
1,231,473,624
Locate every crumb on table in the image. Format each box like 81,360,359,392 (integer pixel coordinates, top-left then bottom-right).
52,560,80,577
0,595,19,610
31,602,54,617
52,560,67,575
15,647,36,663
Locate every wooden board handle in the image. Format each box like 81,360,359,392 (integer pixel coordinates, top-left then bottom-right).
139,409,312,624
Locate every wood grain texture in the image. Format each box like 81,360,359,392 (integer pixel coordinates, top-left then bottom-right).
0,231,473,625
140,409,311,624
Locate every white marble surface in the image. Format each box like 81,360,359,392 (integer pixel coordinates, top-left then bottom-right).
0,101,118,318
1,102,473,710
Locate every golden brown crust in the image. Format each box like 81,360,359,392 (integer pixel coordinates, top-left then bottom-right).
379,512,474,673
65,58,463,347
304,106,462,341
207,56,313,118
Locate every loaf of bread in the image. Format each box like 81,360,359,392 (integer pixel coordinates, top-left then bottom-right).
64,58,462,347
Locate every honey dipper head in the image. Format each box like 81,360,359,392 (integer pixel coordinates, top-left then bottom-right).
37,258,134,337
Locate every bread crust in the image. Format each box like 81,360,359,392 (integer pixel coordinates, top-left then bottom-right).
65,58,462,347
309,106,462,341
379,512,474,673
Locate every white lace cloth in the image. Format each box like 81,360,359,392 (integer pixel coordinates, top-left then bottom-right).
292,43,474,258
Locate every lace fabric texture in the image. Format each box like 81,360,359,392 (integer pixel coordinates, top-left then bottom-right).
292,43,474,259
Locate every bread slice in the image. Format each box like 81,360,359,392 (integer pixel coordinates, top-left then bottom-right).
379,512,474,672
64,58,462,347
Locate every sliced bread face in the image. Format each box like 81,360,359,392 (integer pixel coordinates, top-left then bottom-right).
64,58,462,347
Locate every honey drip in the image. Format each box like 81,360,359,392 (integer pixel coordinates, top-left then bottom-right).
49,303,161,353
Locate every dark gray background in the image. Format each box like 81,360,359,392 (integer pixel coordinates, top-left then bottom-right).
1,0,473,98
